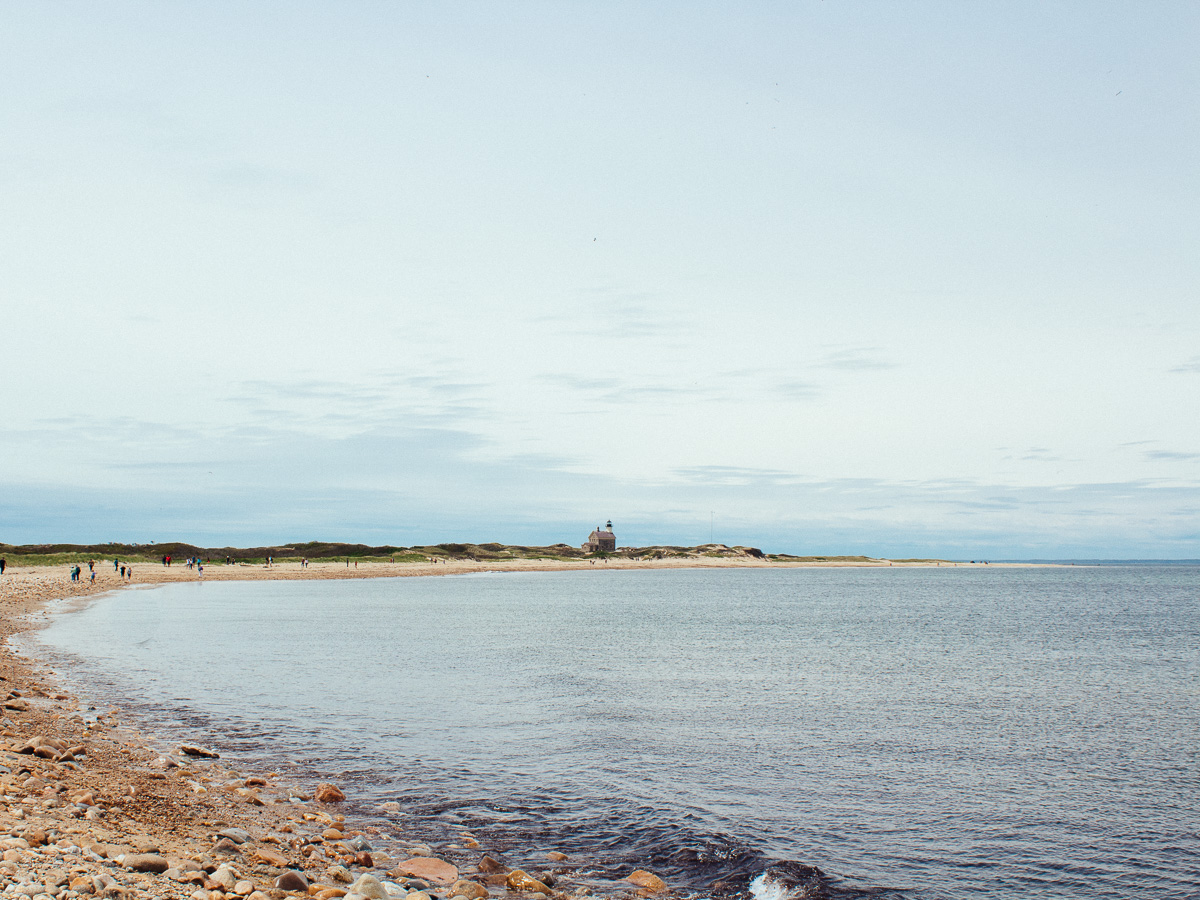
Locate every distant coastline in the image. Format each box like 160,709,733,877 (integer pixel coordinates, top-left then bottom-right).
0,539,1012,570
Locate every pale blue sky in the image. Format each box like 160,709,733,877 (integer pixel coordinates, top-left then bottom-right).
2,3,1197,556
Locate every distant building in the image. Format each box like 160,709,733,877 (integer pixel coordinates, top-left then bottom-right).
583,520,616,553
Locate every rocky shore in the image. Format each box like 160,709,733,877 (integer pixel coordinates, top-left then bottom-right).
0,564,676,900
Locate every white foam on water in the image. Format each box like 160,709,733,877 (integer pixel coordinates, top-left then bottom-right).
749,872,794,900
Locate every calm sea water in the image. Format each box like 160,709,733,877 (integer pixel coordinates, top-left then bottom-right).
28,567,1200,900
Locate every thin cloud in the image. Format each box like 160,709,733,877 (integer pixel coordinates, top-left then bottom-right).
817,347,897,371
1145,450,1200,461
672,465,798,486
1168,356,1200,374
774,379,822,401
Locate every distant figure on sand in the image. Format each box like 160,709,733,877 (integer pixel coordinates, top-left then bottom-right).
120,565,126,578
0,558,6,575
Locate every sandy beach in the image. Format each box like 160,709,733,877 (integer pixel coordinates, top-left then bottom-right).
0,555,1000,900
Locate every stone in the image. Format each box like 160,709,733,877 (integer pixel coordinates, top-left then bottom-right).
327,866,353,885
314,784,346,803
235,882,255,896
316,891,349,900
391,858,458,886
275,872,309,893
181,744,220,758
215,838,242,853
219,829,253,844
504,871,550,894
378,802,401,814
124,853,171,873
237,788,267,806
449,881,488,900
545,853,567,862
477,858,508,875
70,877,96,895
16,736,64,757
348,836,374,852
213,867,240,889
254,847,290,868
348,876,387,900
323,829,344,841
406,893,432,900
624,871,667,893
248,894,272,900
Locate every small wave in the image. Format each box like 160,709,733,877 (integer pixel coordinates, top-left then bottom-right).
749,868,826,900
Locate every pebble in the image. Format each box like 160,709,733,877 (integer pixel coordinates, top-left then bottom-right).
179,744,220,759
391,858,457,886
624,871,668,893
314,784,346,803
274,871,309,892
348,875,387,900
504,871,550,894
211,866,239,889
123,854,170,874
448,881,487,900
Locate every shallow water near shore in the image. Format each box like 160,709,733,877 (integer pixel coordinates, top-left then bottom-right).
27,567,1200,900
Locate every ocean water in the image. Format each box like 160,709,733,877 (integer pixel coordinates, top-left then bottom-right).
28,567,1200,900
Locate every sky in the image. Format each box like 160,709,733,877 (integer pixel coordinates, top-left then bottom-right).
1,2,1198,557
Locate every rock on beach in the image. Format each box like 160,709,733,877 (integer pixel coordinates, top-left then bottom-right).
625,870,669,893
391,856,459,885
315,783,346,803
505,870,551,894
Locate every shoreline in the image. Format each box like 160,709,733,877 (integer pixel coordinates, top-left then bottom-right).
0,557,1047,900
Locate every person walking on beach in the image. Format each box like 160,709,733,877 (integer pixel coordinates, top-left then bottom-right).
113,558,119,572
0,558,6,575
120,565,126,579
88,560,95,573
